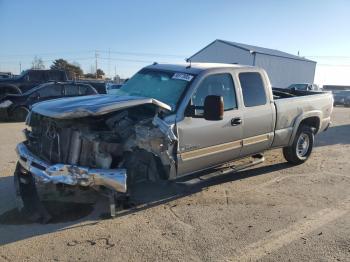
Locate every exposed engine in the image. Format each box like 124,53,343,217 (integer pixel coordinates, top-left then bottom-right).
24,105,175,183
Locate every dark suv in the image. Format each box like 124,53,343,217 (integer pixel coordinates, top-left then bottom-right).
0,82,97,121
0,69,68,97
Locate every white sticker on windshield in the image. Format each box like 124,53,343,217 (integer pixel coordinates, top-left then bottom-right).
172,73,194,82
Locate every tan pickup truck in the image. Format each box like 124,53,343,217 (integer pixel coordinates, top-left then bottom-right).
15,63,333,220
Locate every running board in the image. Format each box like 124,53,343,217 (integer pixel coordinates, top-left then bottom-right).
177,154,265,186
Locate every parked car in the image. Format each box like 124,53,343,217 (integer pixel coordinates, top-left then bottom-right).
106,82,123,94
77,80,107,94
288,83,322,91
0,81,97,121
344,96,350,107
332,90,350,106
0,72,13,79
14,63,333,220
0,69,68,98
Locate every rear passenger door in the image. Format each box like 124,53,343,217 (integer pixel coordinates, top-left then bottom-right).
238,72,275,157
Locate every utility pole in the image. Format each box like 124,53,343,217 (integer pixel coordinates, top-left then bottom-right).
95,50,98,79
108,48,111,79
19,62,22,73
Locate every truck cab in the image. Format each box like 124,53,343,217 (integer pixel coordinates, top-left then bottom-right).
0,69,68,97
168,64,275,175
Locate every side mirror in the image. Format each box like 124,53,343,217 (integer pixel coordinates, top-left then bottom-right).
204,95,224,121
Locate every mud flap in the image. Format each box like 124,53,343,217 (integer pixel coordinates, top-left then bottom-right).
14,162,52,223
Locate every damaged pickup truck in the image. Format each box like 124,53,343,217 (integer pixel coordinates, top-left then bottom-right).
14,63,333,221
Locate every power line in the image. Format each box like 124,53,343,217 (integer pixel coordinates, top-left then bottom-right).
305,56,350,59
0,50,95,58
317,63,350,67
97,49,186,58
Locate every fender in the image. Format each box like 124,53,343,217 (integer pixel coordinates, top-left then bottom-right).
0,85,22,95
288,110,322,146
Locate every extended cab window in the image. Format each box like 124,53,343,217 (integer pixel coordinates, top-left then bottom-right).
192,73,236,111
239,72,266,107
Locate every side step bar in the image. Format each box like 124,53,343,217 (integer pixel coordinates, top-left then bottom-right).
178,154,265,186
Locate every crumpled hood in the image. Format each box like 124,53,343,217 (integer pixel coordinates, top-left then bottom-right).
31,94,171,119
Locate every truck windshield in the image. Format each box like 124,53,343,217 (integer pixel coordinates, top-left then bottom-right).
114,69,194,111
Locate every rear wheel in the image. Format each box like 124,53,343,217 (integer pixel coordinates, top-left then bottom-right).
11,107,29,122
283,125,314,165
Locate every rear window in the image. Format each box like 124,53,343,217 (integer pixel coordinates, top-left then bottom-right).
239,72,266,107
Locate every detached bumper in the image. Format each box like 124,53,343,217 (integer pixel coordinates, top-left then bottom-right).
16,143,127,193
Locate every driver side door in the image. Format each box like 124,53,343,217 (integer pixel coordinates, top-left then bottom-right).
176,73,243,176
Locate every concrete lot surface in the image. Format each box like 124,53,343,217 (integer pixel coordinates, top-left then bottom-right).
0,107,349,261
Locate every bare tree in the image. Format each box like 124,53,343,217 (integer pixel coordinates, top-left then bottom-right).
31,56,45,69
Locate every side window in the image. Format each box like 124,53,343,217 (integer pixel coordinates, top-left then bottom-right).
239,72,266,107
79,84,95,95
65,84,80,96
192,73,237,113
38,84,63,98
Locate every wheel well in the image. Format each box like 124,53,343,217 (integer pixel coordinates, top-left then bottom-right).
1,85,22,95
299,117,320,133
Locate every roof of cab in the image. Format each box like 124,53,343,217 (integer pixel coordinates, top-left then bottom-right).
145,62,252,75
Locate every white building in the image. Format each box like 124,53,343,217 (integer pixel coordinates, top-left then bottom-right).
189,39,316,88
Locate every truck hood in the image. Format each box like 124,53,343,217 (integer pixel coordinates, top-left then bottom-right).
31,94,172,119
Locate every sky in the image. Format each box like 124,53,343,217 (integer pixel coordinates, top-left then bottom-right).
0,0,349,85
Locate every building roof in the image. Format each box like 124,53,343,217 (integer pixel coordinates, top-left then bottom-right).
146,62,251,75
190,39,316,63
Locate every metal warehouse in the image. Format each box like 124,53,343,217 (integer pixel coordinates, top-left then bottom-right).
189,39,316,88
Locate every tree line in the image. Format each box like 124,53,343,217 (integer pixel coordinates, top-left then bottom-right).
31,56,105,79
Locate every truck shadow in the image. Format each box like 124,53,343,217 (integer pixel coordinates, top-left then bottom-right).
315,124,350,147
0,161,290,245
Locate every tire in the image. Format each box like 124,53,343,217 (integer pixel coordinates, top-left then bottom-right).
11,107,29,122
283,125,314,165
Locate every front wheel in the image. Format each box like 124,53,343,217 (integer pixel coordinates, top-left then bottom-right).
283,125,314,165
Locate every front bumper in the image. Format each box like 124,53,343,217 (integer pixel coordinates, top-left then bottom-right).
16,143,127,193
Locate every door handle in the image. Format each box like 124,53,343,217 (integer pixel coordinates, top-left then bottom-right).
231,117,242,126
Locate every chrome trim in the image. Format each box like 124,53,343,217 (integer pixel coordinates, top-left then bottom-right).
180,140,242,161
242,134,270,146
16,143,127,193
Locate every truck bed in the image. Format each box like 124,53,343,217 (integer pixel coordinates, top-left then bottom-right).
271,88,333,148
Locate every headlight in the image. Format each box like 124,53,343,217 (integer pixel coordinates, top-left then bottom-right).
0,100,13,108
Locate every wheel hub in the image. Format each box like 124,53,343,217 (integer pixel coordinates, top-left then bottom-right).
296,133,310,158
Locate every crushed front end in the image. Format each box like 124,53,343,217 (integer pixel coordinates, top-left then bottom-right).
14,98,177,221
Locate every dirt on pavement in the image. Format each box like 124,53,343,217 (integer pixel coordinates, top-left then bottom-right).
0,107,349,261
